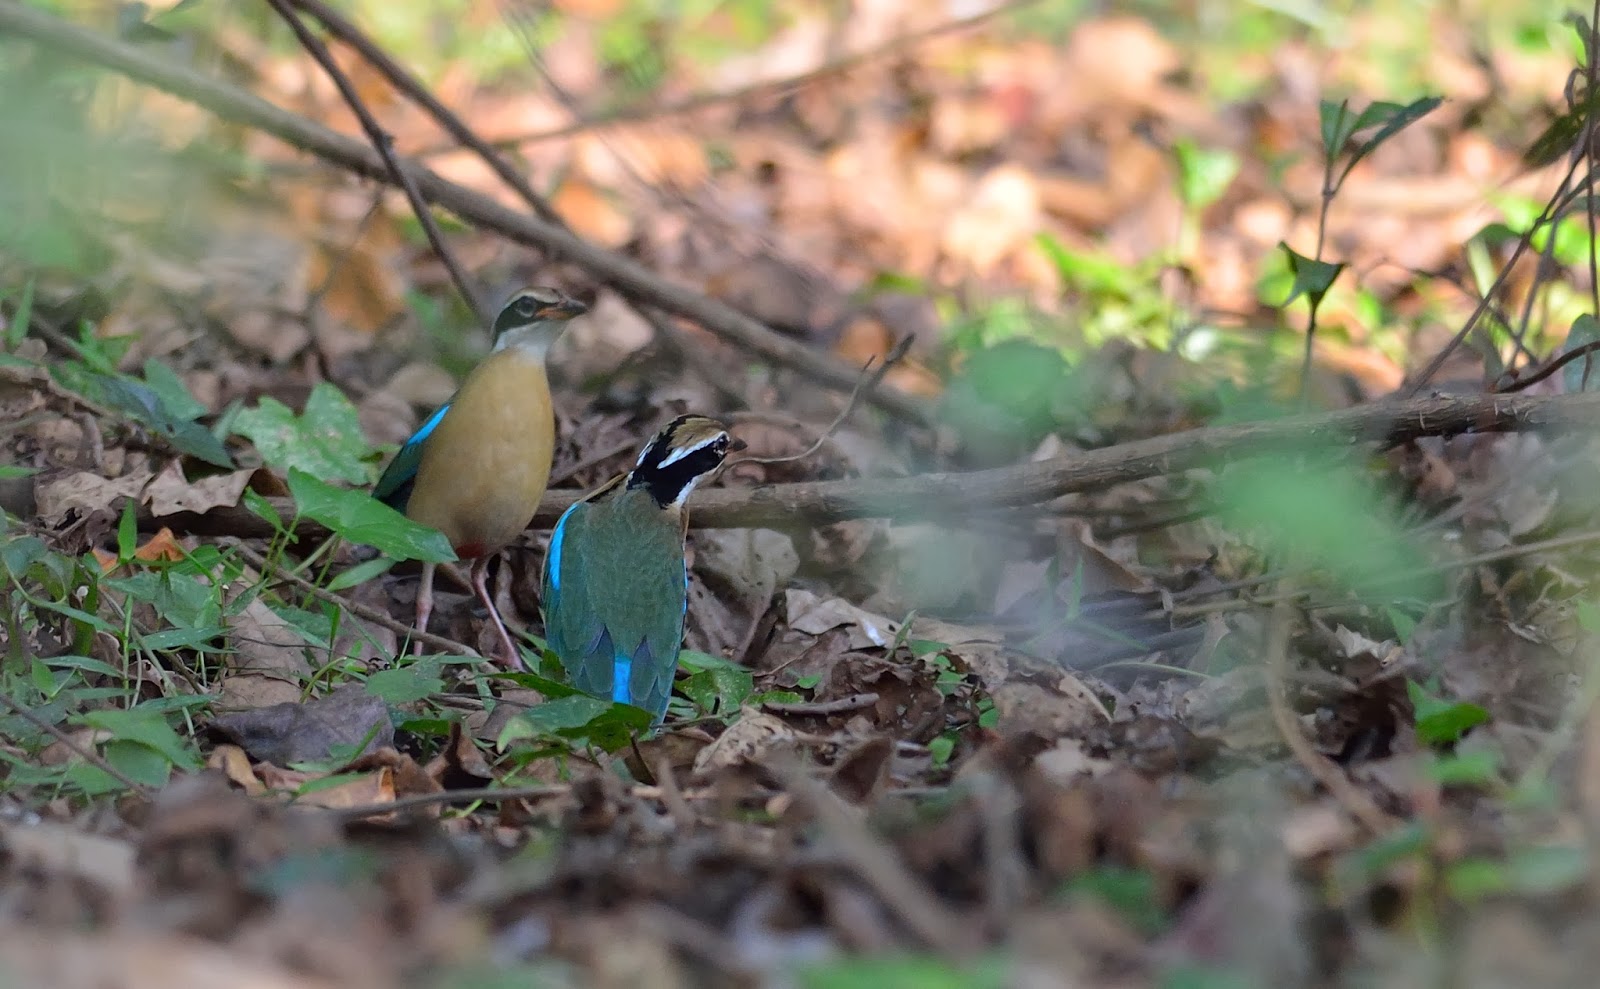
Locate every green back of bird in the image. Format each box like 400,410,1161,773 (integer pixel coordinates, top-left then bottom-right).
542,482,689,721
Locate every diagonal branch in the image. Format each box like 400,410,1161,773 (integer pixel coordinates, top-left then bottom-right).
0,0,935,426
280,0,566,229
262,0,489,327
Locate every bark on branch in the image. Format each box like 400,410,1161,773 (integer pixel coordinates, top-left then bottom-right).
144,393,1600,540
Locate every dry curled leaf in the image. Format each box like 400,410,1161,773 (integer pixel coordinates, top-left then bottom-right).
692,708,797,777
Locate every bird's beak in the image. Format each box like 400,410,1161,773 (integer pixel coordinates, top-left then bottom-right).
729,436,748,453
541,297,589,320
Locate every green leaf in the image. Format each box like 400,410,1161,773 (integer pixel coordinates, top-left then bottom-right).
325,555,396,593
242,489,284,531
1344,96,1443,173
497,695,654,751
751,690,803,705
1385,606,1417,644
5,277,34,349
116,497,137,562
233,383,370,484
366,665,445,705
0,464,37,479
798,954,1009,989
287,469,456,563
517,695,612,732
102,738,175,787
80,707,199,769
679,665,753,714
1212,451,1433,599
140,359,207,421
928,733,955,767
1408,680,1490,745
1173,140,1240,209
1337,822,1430,884
1426,749,1500,787
139,625,227,651
1523,89,1600,168
1159,966,1258,989
1564,314,1600,393
676,649,748,672
0,535,47,577
1063,865,1167,935
1501,844,1588,894
1277,243,1345,308
92,375,233,467
1318,99,1356,156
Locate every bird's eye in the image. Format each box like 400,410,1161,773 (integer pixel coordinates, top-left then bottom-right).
515,298,538,316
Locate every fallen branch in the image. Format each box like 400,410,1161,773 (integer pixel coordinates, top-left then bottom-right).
0,0,934,426
143,392,1600,538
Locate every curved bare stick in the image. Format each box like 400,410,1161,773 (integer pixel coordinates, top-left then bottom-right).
734,336,913,467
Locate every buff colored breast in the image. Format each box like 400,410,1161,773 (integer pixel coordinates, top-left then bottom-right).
404,349,554,557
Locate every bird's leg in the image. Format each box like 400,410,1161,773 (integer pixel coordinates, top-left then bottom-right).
472,555,524,671
413,561,436,657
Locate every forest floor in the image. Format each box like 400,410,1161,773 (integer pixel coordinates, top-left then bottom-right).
1,1,1599,986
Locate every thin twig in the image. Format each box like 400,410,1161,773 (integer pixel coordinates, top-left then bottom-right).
320,782,569,821
772,757,981,956
282,0,565,228
0,0,935,425
762,693,880,716
548,436,636,487
1406,151,1588,395
228,541,484,660
1496,339,1600,393
262,0,488,327
733,336,912,467
1262,586,1396,835
0,692,154,797
438,0,1041,151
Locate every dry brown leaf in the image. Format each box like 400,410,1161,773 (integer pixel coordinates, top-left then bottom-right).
991,678,1110,739
130,527,185,564
0,822,136,897
208,683,393,766
692,708,797,777
1030,738,1117,785
941,164,1042,276
34,470,152,527
290,768,395,811
207,744,267,796
216,594,316,711
784,589,899,650
551,176,633,248
144,462,263,517
687,528,799,659
0,931,338,989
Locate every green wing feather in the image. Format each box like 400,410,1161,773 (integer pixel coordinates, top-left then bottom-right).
542,483,688,722
373,400,454,511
